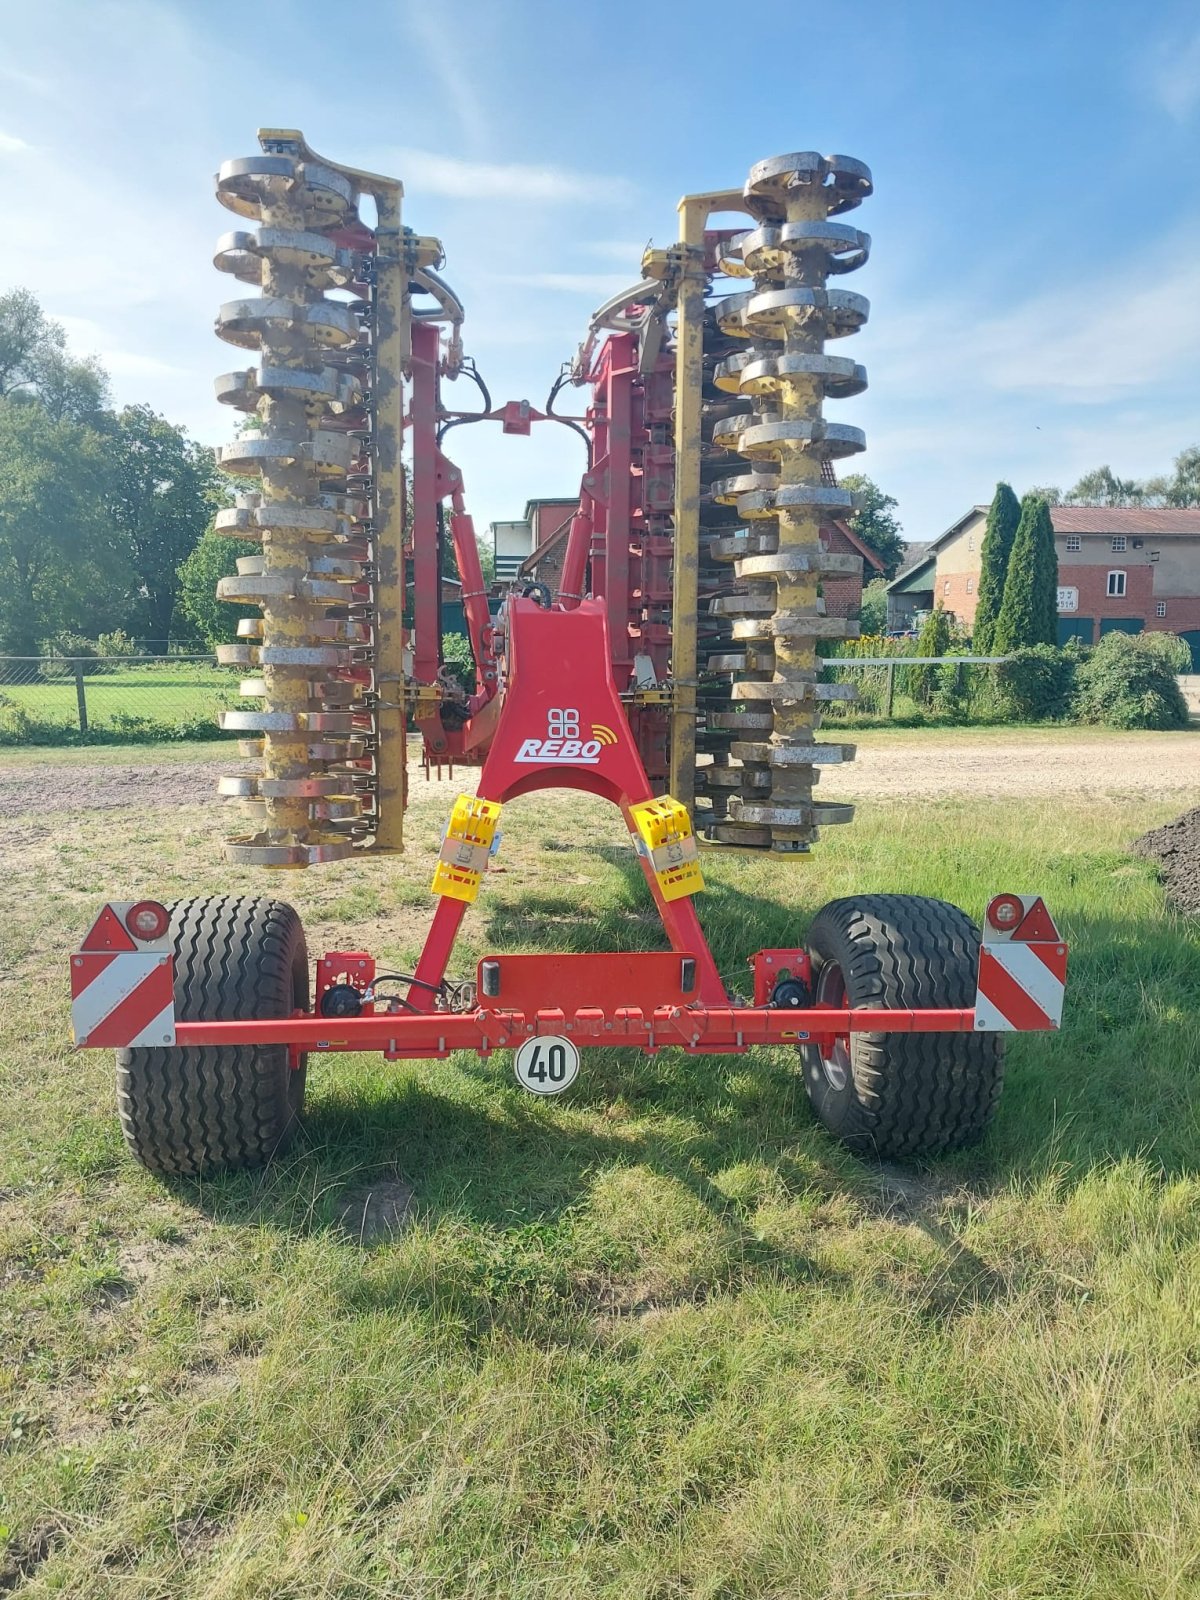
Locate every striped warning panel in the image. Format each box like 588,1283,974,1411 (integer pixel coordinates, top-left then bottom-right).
975,940,1067,1033
71,950,175,1048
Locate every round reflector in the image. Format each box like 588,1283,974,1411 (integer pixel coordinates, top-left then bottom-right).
986,894,1024,933
125,900,170,942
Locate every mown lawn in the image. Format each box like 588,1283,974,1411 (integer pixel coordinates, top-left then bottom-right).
1,763,1198,1596
1,663,238,740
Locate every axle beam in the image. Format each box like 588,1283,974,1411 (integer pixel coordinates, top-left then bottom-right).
171,1004,982,1055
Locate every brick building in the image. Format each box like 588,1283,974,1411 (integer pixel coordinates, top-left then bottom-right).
491,498,578,582
887,505,1200,665
822,519,884,616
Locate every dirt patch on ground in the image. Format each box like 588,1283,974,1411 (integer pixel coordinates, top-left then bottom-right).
0,759,228,817
335,1175,416,1245
0,1521,63,1590
2,730,1195,819
1134,808,1200,916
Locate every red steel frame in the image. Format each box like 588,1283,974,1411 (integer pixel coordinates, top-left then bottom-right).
167,597,986,1060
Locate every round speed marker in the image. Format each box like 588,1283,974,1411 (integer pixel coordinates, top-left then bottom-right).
513,1034,580,1096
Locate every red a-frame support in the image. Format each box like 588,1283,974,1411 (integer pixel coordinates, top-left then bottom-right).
406,597,727,1010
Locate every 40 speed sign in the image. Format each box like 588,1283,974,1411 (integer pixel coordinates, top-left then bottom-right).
513,1034,580,1095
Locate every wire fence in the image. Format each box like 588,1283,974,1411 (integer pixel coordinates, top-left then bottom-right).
0,656,245,745
0,650,1020,745
818,654,1011,723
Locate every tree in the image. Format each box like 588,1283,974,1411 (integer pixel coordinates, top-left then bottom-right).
993,494,1058,653
858,576,889,636
476,534,496,586
106,405,221,648
0,287,110,423
910,603,951,704
1026,443,1200,513
839,473,905,579
1162,445,1200,507
176,528,244,647
1026,484,1062,506
973,482,1021,655
1065,466,1144,507
0,399,127,656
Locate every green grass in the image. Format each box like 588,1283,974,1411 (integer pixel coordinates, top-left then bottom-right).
1,758,1198,1595
0,662,240,743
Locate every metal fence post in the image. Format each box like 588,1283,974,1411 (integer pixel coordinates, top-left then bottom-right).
884,661,895,718
73,662,88,734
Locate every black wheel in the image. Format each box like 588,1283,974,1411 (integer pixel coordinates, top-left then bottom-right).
116,896,309,1177
802,894,1004,1158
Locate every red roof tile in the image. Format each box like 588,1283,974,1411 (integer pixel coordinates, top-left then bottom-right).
1049,507,1200,535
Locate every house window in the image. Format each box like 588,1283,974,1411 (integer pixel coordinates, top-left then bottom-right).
1107,570,1126,598
967,535,974,552
943,579,950,596
1065,535,1081,552
967,577,974,594
1156,600,1167,618
1111,536,1126,552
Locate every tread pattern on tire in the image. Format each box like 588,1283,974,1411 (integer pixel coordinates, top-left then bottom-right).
804,893,1004,1158
116,896,308,1177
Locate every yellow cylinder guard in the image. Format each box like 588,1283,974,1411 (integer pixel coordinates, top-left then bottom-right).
629,797,705,901
431,795,502,903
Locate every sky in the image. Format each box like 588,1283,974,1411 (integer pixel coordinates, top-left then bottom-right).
3,0,1200,548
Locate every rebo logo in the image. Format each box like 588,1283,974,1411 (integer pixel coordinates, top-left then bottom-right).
514,708,618,765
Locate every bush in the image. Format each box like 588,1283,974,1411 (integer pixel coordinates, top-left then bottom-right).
1137,631,1192,673
1074,633,1190,730
441,632,476,694
0,693,32,742
930,660,970,723
993,644,1076,721
96,629,138,665
858,577,889,637
39,632,100,676
907,605,951,704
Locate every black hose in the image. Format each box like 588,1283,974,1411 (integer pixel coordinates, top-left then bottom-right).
545,366,592,464
437,358,492,442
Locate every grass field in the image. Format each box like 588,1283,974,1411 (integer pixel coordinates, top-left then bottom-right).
1,741,1199,1595
0,662,237,741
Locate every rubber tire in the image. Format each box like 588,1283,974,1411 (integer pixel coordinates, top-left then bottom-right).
802,894,1004,1158
116,896,309,1177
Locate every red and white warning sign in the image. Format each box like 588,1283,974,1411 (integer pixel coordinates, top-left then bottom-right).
70,902,176,1049
974,894,1067,1033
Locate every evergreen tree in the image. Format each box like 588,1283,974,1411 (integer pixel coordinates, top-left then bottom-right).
993,494,1059,653
910,604,951,704
1032,496,1060,644
972,482,1020,655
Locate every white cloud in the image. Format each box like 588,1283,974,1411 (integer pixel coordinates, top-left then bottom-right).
1145,26,1200,120
862,229,1200,409
404,5,490,152
54,315,185,381
388,147,635,206
0,64,51,95
0,131,31,154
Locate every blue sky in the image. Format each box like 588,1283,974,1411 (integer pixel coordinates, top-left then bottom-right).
3,0,1200,546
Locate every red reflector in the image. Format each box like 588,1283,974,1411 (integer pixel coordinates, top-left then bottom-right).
125,900,170,942
986,894,1025,933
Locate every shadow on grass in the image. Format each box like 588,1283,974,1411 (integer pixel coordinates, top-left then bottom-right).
170,858,1199,1341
